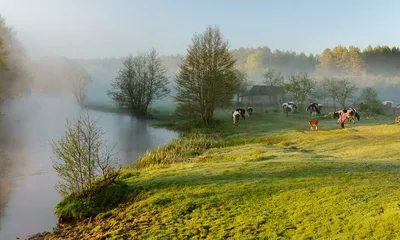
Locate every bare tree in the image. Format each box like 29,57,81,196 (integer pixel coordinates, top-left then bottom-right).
324,78,357,109
50,111,120,199
108,48,170,116
69,64,92,107
311,80,328,106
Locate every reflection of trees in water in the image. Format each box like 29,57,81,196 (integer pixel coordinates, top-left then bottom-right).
0,152,12,232
0,101,28,232
118,117,151,165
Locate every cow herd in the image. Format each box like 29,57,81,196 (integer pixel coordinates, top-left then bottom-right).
231,101,365,130
232,101,400,130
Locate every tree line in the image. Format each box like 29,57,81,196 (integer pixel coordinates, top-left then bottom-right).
105,25,391,126
0,15,31,104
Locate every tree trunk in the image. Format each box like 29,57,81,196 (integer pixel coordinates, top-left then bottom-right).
332,97,336,111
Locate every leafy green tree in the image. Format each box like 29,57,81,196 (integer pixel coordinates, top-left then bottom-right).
348,46,364,74
0,36,7,69
0,15,30,102
50,111,120,199
358,87,382,114
175,25,237,126
108,48,170,116
283,72,315,110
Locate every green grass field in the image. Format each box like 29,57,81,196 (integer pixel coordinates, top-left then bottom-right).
45,109,400,240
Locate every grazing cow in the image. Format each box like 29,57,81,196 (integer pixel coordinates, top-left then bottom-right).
232,110,241,125
382,101,393,109
306,103,322,116
337,110,348,129
246,107,253,117
395,116,400,126
308,119,319,131
282,102,297,117
236,108,246,120
332,108,360,123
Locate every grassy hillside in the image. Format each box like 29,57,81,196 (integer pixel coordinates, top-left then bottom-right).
39,110,400,239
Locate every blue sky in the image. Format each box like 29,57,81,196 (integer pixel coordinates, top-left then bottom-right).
0,0,398,58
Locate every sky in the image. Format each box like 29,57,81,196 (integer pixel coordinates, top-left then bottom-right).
0,0,399,59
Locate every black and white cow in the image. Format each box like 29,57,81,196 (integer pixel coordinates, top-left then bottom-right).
282,102,297,116
236,108,246,120
333,107,360,123
306,103,322,116
232,110,241,125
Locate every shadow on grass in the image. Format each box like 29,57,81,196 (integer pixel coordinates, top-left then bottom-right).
131,161,400,192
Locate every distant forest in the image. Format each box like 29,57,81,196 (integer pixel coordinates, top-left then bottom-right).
75,44,400,84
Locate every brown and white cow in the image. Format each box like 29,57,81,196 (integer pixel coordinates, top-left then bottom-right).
395,116,400,126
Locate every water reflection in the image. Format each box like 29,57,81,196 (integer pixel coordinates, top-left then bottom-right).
0,91,178,239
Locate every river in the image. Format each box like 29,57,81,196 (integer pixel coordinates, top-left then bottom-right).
0,91,178,239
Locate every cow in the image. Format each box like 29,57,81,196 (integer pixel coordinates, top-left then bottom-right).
308,119,319,131
337,110,348,129
232,110,241,125
282,102,297,117
306,103,322,116
246,107,253,117
395,116,400,126
236,108,246,120
332,108,360,123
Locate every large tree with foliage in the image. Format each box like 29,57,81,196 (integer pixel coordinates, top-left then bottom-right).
175,25,237,126
108,48,170,116
0,15,30,103
283,72,315,109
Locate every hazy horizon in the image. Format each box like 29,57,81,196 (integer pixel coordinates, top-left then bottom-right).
1,0,400,59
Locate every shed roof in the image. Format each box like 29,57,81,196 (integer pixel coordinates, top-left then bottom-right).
243,85,284,96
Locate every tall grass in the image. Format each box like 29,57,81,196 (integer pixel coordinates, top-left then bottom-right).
135,134,225,168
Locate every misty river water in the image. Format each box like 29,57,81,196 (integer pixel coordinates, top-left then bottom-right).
0,91,178,239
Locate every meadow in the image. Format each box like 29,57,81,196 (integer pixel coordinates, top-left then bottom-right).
43,108,400,239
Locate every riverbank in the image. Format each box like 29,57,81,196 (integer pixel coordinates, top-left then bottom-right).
30,109,400,239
